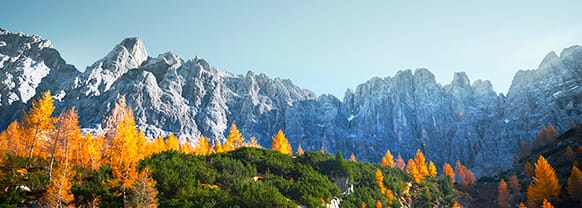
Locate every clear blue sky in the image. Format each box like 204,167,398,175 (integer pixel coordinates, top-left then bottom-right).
2,1,582,97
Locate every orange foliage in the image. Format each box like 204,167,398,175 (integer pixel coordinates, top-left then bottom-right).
525,162,533,177
443,162,455,183
518,202,526,208
381,149,394,167
527,155,560,207
498,179,511,208
350,153,356,161
296,144,304,155
375,169,385,192
23,91,57,159
375,200,382,208
164,134,179,151
568,165,582,200
414,149,429,177
0,121,26,156
428,161,437,178
214,139,224,153
532,124,557,150
407,159,422,183
456,161,475,188
194,136,213,156
541,199,554,208
224,123,245,151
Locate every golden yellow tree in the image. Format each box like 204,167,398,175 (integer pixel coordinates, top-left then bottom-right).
83,133,104,171
380,149,394,168
179,140,194,154
407,159,422,183
272,130,292,155
104,97,141,196
498,179,511,208
443,162,455,182
245,136,261,148
414,149,429,178
152,136,166,154
0,121,26,156
568,165,582,200
350,153,356,161
375,169,385,192
164,134,179,151
224,123,245,151
214,139,224,153
23,91,57,159
428,161,437,177
48,108,82,179
193,136,213,156
42,115,74,208
527,155,561,207
375,200,382,208
360,201,366,208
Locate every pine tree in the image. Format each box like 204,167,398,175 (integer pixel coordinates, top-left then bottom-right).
498,179,511,208
568,165,582,200
271,130,292,155
395,153,405,171
443,162,455,183
527,155,561,207
428,161,437,177
23,91,57,160
350,153,356,161
380,149,395,168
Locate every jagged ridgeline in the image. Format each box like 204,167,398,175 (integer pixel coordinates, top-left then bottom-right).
0,28,581,177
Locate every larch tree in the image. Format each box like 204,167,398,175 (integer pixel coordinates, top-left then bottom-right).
428,161,437,178
380,149,395,168
194,136,213,156
214,139,224,153
508,175,522,193
224,123,245,151
518,202,526,208
23,91,57,160
525,162,534,177
152,136,166,154
456,161,475,189
83,133,104,171
375,200,382,208
498,179,511,208
568,165,582,200
414,149,429,178
527,155,561,207
350,153,356,161
128,167,159,208
42,116,74,208
407,159,422,183
164,134,179,151
541,199,554,208
48,108,82,179
395,153,405,171
375,169,385,192
246,136,261,148
443,162,455,183
272,130,292,155
104,97,141,197
296,144,304,155
0,121,25,156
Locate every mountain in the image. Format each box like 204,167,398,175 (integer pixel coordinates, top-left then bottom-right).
1,28,581,176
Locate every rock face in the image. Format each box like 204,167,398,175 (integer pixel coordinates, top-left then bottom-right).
1,29,581,175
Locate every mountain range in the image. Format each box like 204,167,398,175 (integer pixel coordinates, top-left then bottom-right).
1,28,580,176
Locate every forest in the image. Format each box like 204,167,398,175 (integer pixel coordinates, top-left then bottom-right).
0,91,579,208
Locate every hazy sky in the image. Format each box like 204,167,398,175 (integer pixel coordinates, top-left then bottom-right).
2,1,582,97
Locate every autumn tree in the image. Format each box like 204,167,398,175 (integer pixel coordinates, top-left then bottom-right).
414,149,429,178
375,169,385,193
443,162,455,183
532,124,557,150
42,111,74,208
350,153,356,161
407,159,422,183
104,97,142,200
395,153,405,171
525,162,534,177
48,108,82,179
164,134,179,151
568,165,582,200
375,200,382,208
193,136,213,156
380,149,394,168
23,91,57,159
296,144,304,155
498,179,511,208
245,136,261,148
214,139,224,153
567,146,576,162
509,175,522,193
179,140,194,154
0,121,26,156
428,161,437,178
272,130,292,155
128,167,159,208
541,199,554,208
518,140,532,160
527,155,561,207
518,202,526,208
456,161,475,189
224,123,245,151
83,133,104,171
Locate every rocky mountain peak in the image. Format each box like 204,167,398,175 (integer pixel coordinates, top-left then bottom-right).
539,51,559,68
